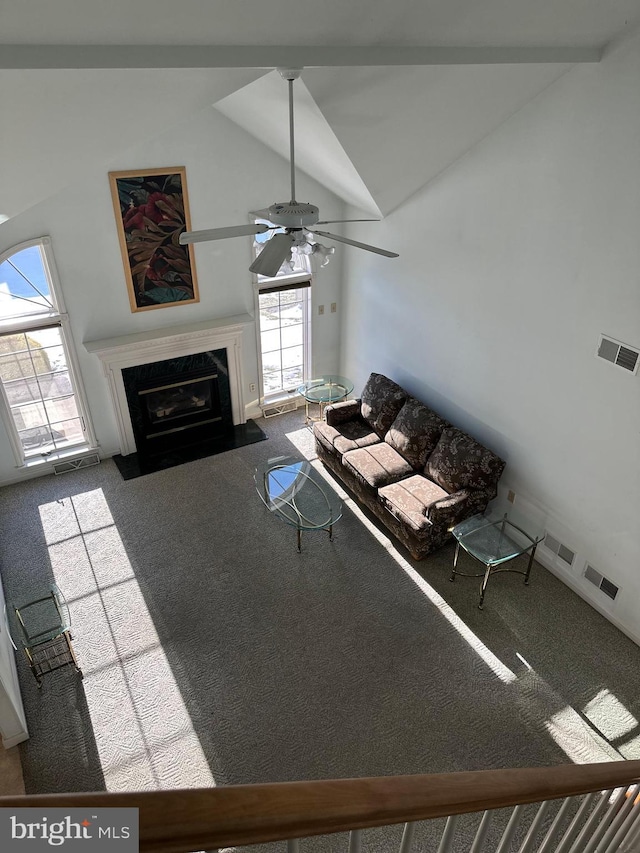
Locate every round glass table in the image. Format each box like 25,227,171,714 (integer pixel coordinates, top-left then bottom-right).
297,375,354,425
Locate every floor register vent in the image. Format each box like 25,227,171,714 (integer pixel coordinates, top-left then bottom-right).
543,533,576,567
596,335,639,375
262,399,297,418
584,564,619,601
53,453,100,475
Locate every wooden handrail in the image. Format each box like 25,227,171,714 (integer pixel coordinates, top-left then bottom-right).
2,761,640,853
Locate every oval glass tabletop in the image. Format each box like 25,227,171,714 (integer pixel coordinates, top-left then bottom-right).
297,375,354,404
255,456,343,531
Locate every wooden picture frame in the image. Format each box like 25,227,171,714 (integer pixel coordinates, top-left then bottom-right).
109,166,200,312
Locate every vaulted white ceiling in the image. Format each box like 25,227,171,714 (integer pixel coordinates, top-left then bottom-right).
2,0,640,223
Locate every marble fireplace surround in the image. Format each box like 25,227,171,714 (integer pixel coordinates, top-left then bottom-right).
85,314,251,456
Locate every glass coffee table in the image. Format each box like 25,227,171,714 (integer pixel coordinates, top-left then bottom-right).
297,375,354,426
255,456,343,552
450,513,544,609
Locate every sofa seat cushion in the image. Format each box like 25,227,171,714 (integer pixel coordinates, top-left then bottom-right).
314,419,381,457
378,476,449,534
343,443,413,490
425,428,506,494
385,397,448,470
360,373,408,438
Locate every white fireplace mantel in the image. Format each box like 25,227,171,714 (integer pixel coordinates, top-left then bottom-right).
85,314,252,456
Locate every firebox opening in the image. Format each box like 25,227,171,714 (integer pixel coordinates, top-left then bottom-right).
122,349,233,458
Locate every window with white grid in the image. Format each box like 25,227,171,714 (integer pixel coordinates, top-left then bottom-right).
0,238,94,463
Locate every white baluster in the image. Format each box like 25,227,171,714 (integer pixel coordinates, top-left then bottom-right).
601,796,640,853
287,840,300,853
495,805,525,853
554,793,599,853
398,822,415,853
592,785,640,853
470,811,492,853
537,797,577,853
565,790,615,853
436,815,459,853
581,788,631,853
349,829,362,853
517,801,552,853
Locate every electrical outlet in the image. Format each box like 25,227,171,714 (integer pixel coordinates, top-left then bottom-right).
507,490,516,504
318,304,325,315
331,302,337,313
249,383,256,393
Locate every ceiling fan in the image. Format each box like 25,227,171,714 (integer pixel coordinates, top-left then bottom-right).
179,68,398,277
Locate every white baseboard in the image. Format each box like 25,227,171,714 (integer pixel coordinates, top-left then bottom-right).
2,729,29,749
535,548,640,648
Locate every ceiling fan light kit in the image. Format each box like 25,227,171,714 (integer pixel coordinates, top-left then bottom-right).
179,67,398,270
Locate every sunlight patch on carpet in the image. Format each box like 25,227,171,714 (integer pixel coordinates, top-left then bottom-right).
38,488,215,792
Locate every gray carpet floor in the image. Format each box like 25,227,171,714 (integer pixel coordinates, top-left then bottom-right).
1,411,639,849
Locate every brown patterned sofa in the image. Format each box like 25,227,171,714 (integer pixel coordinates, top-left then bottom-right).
313,373,506,559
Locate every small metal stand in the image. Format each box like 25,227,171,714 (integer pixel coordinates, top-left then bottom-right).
8,584,83,688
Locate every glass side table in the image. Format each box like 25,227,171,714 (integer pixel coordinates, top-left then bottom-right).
297,375,354,426
450,513,544,610
255,455,343,552
6,584,83,687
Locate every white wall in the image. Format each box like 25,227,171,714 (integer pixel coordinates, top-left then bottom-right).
0,106,344,479
339,35,640,640
0,575,28,747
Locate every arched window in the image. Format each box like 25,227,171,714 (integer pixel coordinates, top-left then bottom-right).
0,237,95,465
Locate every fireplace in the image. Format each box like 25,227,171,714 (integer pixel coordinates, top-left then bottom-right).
85,316,252,457
122,349,233,458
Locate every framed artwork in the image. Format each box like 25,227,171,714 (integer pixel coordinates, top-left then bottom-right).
109,167,200,312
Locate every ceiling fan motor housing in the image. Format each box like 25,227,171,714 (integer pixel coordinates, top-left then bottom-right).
267,201,319,228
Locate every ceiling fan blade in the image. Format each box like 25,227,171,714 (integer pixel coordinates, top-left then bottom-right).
180,223,270,246
312,229,399,258
249,232,297,277
315,219,380,225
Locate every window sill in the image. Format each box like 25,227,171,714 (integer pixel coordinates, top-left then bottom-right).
20,443,99,470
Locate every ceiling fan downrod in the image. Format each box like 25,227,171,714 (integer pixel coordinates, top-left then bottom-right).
278,67,302,205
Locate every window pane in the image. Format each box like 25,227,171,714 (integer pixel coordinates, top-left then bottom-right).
12,401,47,431
261,350,282,373
259,306,281,332
50,418,85,446
0,349,36,381
283,365,303,388
280,289,304,305
44,395,79,423
263,371,283,394
261,328,281,354
281,302,303,326
18,425,58,454
0,245,54,321
282,345,303,369
281,324,303,349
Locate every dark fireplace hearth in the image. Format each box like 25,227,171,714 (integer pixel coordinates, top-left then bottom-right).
122,349,233,458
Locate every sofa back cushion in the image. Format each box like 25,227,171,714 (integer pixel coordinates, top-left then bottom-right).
425,428,505,494
385,397,447,470
360,373,408,438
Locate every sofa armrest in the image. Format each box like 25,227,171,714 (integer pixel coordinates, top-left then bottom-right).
325,398,362,427
426,489,472,525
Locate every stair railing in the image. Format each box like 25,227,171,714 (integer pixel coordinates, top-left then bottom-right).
2,759,640,853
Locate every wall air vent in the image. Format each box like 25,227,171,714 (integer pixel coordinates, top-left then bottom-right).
543,532,576,567
596,335,640,375
584,564,619,601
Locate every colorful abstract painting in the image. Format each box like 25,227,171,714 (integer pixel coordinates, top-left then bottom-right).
109,167,199,312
